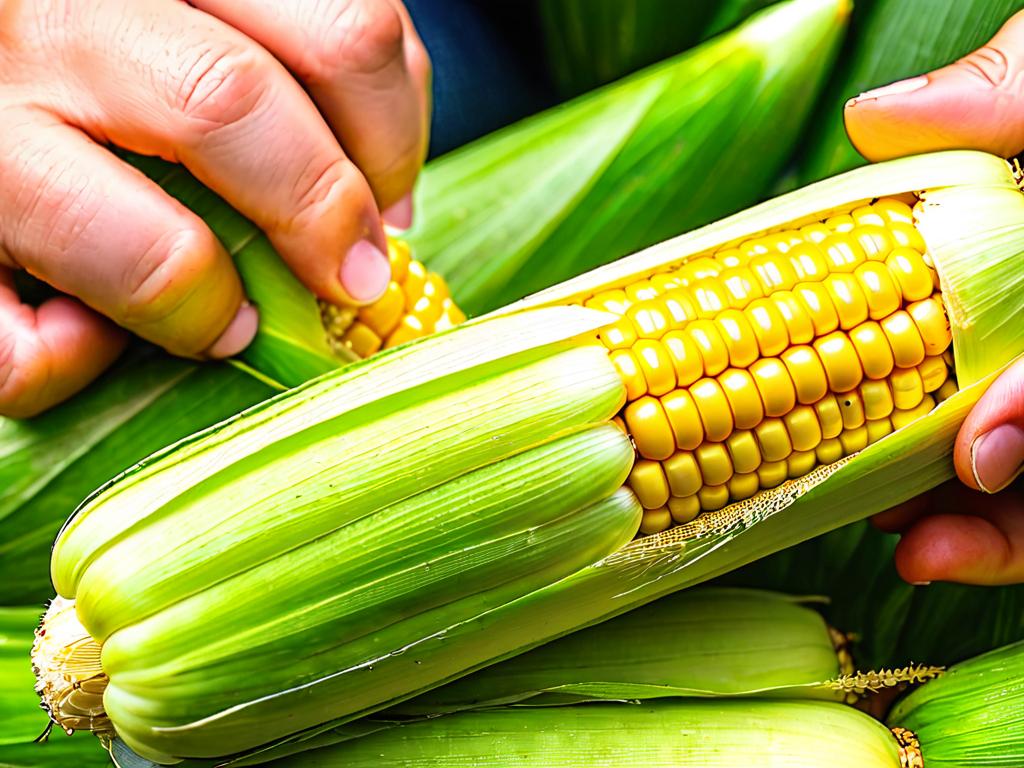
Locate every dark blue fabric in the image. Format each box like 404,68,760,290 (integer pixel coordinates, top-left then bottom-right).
405,0,554,158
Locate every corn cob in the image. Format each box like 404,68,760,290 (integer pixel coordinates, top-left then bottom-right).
319,238,464,359
32,151,1024,766
268,700,906,768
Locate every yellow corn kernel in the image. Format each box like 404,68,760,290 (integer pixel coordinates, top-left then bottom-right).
343,322,383,357
385,315,427,348
866,418,894,445
749,254,799,293
719,368,765,430
852,225,895,261
402,260,428,309
584,288,630,314
781,346,829,404
757,460,789,489
668,495,701,524
826,213,855,232
814,331,864,393
411,294,444,327
433,300,464,332
788,243,830,282
881,310,926,368
824,273,869,330
388,238,411,283
716,309,760,368
714,248,745,269
772,291,816,344
849,321,895,381
814,395,844,439
784,405,822,452
726,430,762,475
755,418,793,463
890,367,925,411
854,262,901,320
662,330,703,387
821,233,867,272
628,460,671,510
838,389,866,430
888,221,926,252
697,484,730,511
728,472,761,501
663,290,699,325
816,437,844,465
691,377,734,443
610,349,647,401
936,377,959,403
860,379,894,420
744,299,790,357
690,278,731,318
750,357,797,418
695,443,734,487
358,282,405,338
719,267,765,309
787,450,817,479
634,340,677,397
625,396,676,461
873,198,914,224
662,389,704,451
918,356,948,393
663,451,702,497
676,257,723,286
600,317,640,350
839,425,869,454
686,320,730,376
907,296,952,356
794,282,840,336
799,223,831,243
651,273,684,294
639,507,672,535
851,205,885,227
892,395,937,430
626,303,670,339
625,280,659,303
886,248,934,302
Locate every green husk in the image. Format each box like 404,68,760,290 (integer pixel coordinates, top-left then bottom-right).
890,641,1024,767
410,0,849,315
393,587,846,714
0,738,112,768
269,700,902,768
0,351,273,604
797,0,1022,183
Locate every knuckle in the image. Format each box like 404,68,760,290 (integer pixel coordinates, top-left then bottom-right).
173,44,269,131
118,227,217,340
958,45,1012,89
287,154,363,229
302,0,405,83
0,324,45,419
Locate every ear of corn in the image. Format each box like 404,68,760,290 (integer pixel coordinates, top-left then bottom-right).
268,700,904,768
36,150,1024,766
889,640,1024,767
393,588,848,715
0,353,273,605
797,0,1022,183
410,0,849,315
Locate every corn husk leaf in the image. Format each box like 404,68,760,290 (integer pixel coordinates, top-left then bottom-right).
410,0,849,315
889,641,1024,767
392,587,844,714
269,700,902,768
0,350,273,605
797,0,1022,183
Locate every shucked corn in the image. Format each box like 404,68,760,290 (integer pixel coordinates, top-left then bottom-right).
579,197,955,534
320,238,465,357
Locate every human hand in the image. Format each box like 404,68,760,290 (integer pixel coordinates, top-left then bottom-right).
0,0,430,418
844,11,1024,584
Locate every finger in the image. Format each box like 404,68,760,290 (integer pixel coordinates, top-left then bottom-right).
893,489,1024,585
57,0,389,306
190,0,430,215
872,496,930,533
844,10,1024,161
0,109,256,359
953,356,1024,493
0,270,126,418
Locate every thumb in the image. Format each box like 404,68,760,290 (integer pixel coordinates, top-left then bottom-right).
844,10,1024,161
954,356,1024,494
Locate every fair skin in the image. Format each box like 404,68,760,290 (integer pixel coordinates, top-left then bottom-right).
847,10,1024,586
0,0,430,418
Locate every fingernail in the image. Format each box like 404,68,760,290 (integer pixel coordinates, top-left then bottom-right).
847,76,929,107
207,302,258,358
382,193,413,231
971,424,1024,493
340,239,390,304
910,581,932,587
